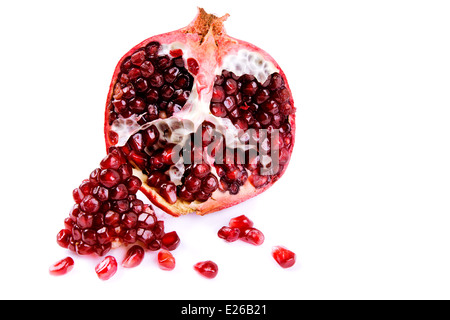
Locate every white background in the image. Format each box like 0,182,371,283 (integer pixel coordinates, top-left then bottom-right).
0,0,449,300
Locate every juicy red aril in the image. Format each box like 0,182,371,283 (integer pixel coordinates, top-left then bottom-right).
212,86,225,102
95,256,118,280
158,249,176,271
80,195,100,214
56,229,72,248
272,246,296,268
194,260,218,279
201,173,219,193
126,176,142,194
159,182,178,204
49,257,74,276
147,171,169,188
187,58,199,75
192,163,211,179
72,188,84,204
122,245,145,268
229,215,254,234
242,228,265,246
99,169,121,188
217,226,240,242
185,174,201,192
161,231,180,251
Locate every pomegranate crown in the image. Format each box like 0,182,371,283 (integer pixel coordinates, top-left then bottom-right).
185,8,230,43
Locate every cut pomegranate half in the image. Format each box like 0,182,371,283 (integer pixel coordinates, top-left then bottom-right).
104,8,296,216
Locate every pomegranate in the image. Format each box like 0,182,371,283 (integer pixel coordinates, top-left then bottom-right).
56,147,174,255
104,8,296,216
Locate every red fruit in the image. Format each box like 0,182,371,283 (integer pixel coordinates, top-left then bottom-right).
272,246,296,268
194,260,219,279
157,250,176,271
56,148,168,257
122,245,145,268
229,215,254,234
161,231,180,251
104,8,296,217
217,226,240,242
95,256,118,280
241,228,265,246
49,257,74,276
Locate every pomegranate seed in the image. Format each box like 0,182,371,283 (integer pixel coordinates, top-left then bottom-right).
192,163,211,178
100,152,123,170
211,85,225,102
104,210,120,226
248,173,269,188
217,226,240,242
130,50,146,66
125,176,142,194
272,246,296,268
194,261,218,279
82,229,97,246
241,81,258,95
99,169,121,188
187,58,199,75
169,48,183,58
146,41,160,58
178,185,195,201
72,188,84,204
201,173,219,193
185,174,201,193
76,213,94,229
161,231,180,251
122,245,145,268
210,103,227,117
96,227,111,244
147,171,169,188
56,229,72,248
159,182,178,204
229,215,254,234
158,250,176,270
95,256,118,280
242,228,265,246
49,257,74,276
80,195,100,214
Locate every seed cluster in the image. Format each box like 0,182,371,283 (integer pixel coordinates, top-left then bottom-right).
108,41,194,125
56,147,174,256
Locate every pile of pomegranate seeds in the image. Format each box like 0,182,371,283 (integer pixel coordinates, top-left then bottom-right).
193,260,219,279
218,215,265,246
56,147,175,256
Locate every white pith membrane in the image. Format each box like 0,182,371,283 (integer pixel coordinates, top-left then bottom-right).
109,42,282,214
